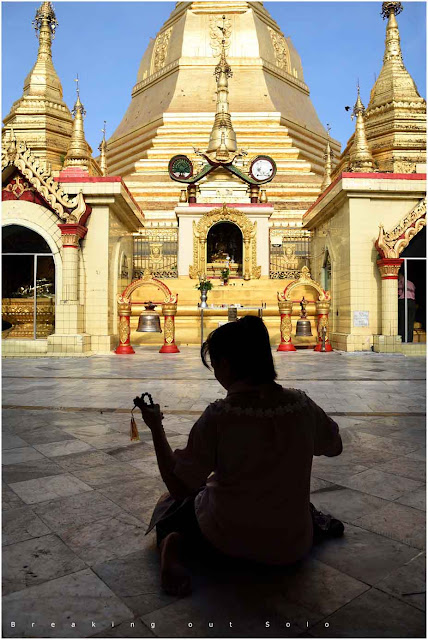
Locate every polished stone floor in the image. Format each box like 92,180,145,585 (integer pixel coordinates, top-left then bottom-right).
2,348,426,638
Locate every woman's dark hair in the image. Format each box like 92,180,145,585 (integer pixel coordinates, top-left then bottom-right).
201,315,277,384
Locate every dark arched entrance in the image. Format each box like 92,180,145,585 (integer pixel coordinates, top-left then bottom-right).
2,224,55,339
399,225,426,343
206,222,243,277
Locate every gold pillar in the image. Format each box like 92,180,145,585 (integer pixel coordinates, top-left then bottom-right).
115,301,134,354
160,302,180,353
277,300,296,351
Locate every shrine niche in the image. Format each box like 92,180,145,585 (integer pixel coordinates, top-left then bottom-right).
206,221,243,278
277,266,332,352
189,204,261,281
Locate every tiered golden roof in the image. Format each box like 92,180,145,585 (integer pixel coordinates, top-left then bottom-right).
2,2,73,171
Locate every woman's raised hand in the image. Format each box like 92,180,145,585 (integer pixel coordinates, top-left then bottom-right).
133,396,164,431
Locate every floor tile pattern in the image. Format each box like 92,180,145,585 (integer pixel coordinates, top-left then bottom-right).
2,348,425,638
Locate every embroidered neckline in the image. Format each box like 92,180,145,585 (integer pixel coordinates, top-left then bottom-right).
210,390,308,417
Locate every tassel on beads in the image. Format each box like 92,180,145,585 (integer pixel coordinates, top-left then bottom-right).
130,407,140,441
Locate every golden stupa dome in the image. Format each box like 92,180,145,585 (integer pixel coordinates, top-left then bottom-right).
109,0,327,168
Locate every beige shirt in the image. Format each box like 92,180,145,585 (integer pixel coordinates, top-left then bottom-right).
173,382,341,565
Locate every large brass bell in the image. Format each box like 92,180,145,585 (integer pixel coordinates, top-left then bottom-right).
295,319,313,337
136,303,162,333
295,296,312,337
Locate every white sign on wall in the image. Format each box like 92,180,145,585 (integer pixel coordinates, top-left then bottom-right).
353,311,369,327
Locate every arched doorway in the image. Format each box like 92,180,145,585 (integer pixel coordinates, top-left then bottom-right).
2,224,55,339
399,226,426,343
206,222,243,277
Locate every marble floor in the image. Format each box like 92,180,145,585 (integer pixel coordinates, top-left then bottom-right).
2,348,426,638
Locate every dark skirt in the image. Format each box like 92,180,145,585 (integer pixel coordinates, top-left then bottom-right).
147,492,344,555
146,490,216,553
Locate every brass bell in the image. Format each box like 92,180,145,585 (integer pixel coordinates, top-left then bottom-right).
295,319,313,337
136,303,162,333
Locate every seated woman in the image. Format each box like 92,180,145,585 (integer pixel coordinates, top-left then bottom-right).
134,316,343,596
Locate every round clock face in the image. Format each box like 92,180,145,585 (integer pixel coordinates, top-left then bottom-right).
169,155,193,181
250,156,276,182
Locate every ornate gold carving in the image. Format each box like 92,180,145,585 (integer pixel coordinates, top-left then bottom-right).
2,297,54,339
377,260,402,278
119,274,177,305
280,314,292,343
376,198,426,258
279,266,330,302
190,204,261,280
163,316,174,344
209,14,232,57
1,135,86,223
149,242,163,266
61,233,80,247
267,27,289,71
152,27,172,73
4,175,35,199
118,316,130,344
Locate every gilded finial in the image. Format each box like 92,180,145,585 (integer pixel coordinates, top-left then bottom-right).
206,14,238,163
348,86,374,172
63,77,91,172
98,120,108,176
74,74,80,99
381,2,403,20
320,123,334,191
32,1,57,61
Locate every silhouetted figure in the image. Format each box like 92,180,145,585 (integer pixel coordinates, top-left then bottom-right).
134,316,343,596
398,272,416,343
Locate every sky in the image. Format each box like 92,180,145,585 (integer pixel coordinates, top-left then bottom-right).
1,1,426,154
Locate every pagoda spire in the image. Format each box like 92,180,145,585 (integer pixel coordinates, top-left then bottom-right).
320,124,334,191
206,15,238,163
63,76,92,173
368,2,423,111
98,121,108,176
348,85,374,172
2,1,73,170
23,2,62,100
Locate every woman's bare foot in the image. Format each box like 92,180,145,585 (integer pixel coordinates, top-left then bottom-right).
160,532,192,596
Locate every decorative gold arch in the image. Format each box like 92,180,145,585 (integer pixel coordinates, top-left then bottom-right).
119,270,177,305
189,203,261,280
278,266,330,302
376,197,426,259
2,133,86,223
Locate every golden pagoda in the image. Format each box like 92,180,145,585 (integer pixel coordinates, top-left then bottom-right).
2,2,73,171
107,1,341,224
336,1,426,175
